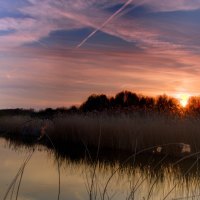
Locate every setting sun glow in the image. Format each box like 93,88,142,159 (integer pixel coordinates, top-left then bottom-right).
177,93,190,107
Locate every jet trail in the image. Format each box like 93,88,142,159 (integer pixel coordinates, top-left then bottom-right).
76,0,133,48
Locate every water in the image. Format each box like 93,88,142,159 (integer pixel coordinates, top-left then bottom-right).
0,138,200,200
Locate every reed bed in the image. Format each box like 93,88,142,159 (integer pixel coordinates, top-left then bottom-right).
0,112,200,156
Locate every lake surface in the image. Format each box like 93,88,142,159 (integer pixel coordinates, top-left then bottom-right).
0,137,200,200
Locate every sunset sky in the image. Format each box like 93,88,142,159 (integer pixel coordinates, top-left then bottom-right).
1,0,200,108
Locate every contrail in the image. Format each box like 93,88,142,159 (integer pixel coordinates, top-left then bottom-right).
76,0,133,48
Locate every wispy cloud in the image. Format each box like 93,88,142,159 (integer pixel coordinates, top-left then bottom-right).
1,0,200,108
1,43,200,108
1,0,200,52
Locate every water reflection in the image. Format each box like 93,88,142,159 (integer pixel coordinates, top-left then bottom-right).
1,137,200,200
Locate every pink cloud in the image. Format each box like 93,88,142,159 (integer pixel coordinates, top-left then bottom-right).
1,0,200,108
1,44,200,108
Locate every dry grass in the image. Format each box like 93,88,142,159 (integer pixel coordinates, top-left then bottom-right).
0,113,200,154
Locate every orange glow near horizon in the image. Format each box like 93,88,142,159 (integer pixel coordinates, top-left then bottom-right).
176,93,190,107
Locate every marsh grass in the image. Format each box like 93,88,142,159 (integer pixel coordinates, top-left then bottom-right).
0,113,200,155
3,136,200,200
2,149,34,200
2,112,200,200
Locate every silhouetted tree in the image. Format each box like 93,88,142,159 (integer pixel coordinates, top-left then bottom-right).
139,96,155,109
80,94,110,112
67,106,78,113
125,91,139,106
109,97,116,108
114,91,126,107
38,108,56,118
0,108,35,117
187,96,200,115
156,95,179,113
113,91,139,107
55,107,68,114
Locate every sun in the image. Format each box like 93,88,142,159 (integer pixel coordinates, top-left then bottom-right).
176,93,190,107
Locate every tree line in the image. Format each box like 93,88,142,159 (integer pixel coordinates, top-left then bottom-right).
0,91,200,117
80,91,200,115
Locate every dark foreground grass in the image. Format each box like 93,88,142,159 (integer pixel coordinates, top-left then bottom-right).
0,112,199,157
